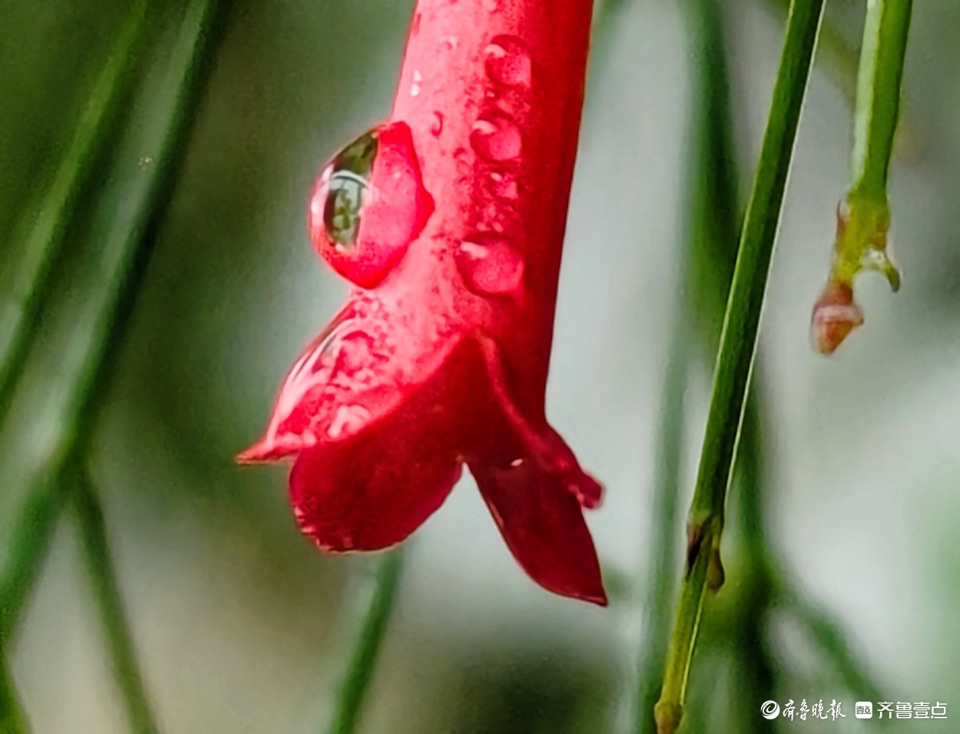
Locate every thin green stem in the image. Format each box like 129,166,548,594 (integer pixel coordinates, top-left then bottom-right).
851,0,913,198
0,0,150,416
684,1,780,727
0,0,232,645
764,0,859,104
72,471,158,734
812,0,912,353
0,643,28,734
0,488,61,643
630,0,737,730
654,2,824,732
323,552,404,734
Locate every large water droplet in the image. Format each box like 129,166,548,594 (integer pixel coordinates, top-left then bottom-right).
470,112,522,163
455,233,524,296
309,122,434,288
484,36,532,88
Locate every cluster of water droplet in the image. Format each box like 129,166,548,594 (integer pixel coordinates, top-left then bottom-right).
272,304,396,445
456,34,533,298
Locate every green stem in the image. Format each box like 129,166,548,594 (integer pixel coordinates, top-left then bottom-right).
0,488,61,643
812,0,912,353
324,552,404,734
0,643,28,734
851,0,913,198
631,0,737,730
72,472,158,734
764,0,859,104
0,0,150,416
0,0,232,645
654,2,824,732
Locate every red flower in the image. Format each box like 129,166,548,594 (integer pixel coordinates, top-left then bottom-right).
239,0,606,604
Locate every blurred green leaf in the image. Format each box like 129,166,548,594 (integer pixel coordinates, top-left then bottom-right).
0,643,27,734
72,471,158,734
0,0,233,643
629,0,739,728
0,0,150,416
322,551,404,734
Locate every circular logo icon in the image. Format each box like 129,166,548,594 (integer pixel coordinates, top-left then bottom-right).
760,701,781,720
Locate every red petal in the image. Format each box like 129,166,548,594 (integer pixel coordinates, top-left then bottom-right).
238,297,459,463
287,343,469,551
291,436,461,552
464,338,606,604
471,461,606,605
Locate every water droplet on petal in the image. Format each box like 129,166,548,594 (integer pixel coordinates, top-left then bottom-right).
309,122,434,288
410,70,422,97
470,112,522,162
484,35,532,88
456,233,524,296
327,404,372,439
488,171,518,201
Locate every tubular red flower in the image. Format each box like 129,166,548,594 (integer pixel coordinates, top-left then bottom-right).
239,0,605,604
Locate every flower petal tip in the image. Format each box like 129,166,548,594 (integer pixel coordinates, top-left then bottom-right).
581,588,609,607
571,473,604,510
235,433,305,463
471,460,606,606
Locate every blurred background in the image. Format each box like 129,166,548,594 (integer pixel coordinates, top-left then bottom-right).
1,0,958,732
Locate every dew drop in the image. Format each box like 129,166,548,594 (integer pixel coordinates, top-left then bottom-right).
327,404,373,439
430,111,444,137
410,70,422,97
455,233,524,296
308,122,435,288
484,35,532,88
470,112,522,162
489,171,518,201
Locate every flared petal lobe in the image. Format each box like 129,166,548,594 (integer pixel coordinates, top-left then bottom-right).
471,461,606,605
290,409,462,552
237,296,458,464
286,337,480,551
461,340,606,605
